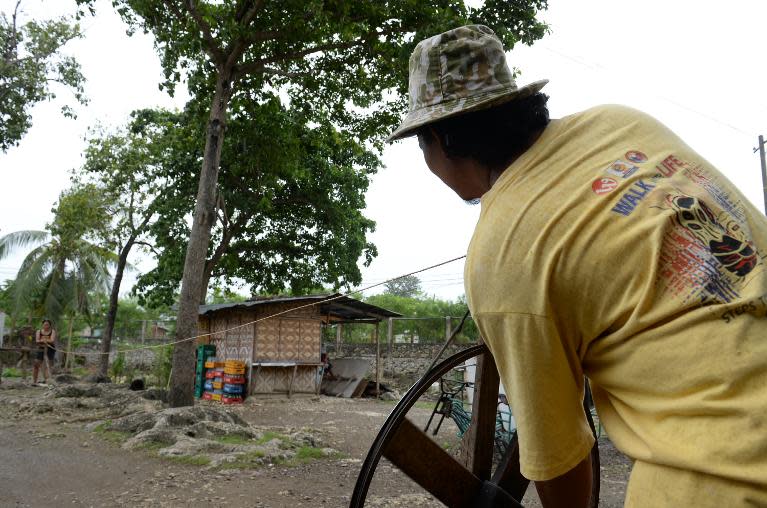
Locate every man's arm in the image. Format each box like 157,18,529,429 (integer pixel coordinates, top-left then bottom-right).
534,450,593,508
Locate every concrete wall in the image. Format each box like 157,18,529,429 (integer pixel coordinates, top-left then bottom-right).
324,341,477,392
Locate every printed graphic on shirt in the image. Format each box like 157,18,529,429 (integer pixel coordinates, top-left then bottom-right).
611,154,749,222
655,193,760,304
657,223,740,304
592,177,619,195
670,196,757,277
610,179,657,216
625,150,647,163
605,159,640,179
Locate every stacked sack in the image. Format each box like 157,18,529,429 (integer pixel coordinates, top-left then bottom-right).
202,357,225,401
222,360,246,404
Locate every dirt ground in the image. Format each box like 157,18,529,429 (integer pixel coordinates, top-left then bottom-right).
0,378,631,507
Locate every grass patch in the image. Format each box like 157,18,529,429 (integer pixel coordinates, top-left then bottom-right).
137,441,166,453
100,430,130,444
218,450,267,470
214,434,251,445
92,420,113,433
1,367,23,378
165,454,211,466
91,420,128,444
294,446,326,461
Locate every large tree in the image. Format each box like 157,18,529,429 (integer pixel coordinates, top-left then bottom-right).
384,275,422,298
0,0,86,151
78,0,549,407
132,99,378,308
77,115,176,376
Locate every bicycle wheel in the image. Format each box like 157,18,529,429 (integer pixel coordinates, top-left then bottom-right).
350,344,601,507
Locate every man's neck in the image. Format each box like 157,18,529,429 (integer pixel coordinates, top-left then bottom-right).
487,125,548,188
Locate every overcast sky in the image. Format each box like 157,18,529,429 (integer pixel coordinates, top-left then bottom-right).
2,0,766,302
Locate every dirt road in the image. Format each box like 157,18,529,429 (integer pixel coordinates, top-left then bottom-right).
0,380,630,507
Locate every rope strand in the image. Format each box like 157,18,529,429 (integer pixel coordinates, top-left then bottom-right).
50,255,467,357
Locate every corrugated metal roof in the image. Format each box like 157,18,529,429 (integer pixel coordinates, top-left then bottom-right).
198,293,401,322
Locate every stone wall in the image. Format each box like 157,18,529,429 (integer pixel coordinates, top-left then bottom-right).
324,341,477,391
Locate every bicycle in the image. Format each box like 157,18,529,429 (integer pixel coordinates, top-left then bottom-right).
424,374,515,462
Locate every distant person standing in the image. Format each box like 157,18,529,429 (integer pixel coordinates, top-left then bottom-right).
33,319,56,385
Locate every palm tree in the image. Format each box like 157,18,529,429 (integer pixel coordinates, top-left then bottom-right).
0,229,114,337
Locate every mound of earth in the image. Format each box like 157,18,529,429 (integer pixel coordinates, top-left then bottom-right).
90,405,337,468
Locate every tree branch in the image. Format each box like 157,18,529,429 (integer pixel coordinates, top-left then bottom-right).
259,67,311,80
163,0,226,65
134,240,160,257
234,39,361,79
220,1,268,72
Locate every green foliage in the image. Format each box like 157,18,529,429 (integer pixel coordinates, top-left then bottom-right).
1,367,22,378
206,287,248,305
110,351,125,380
73,1,550,308
92,420,112,433
77,0,548,147
152,344,173,387
214,434,251,445
0,2,86,151
383,275,423,298
105,297,173,339
0,184,115,323
328,293,478,344
106,103,379,307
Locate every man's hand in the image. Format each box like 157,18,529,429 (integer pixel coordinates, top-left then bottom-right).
534,450,593,508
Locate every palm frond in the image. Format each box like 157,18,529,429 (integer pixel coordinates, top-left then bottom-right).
42,262,69,322
0,230,48,261
12,246,54,314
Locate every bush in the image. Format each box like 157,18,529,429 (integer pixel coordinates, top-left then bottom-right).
1,367,22,378
152,345,173,388
110,351,126,381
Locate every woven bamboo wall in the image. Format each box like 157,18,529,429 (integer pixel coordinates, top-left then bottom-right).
251,365,318,394
204,309,254,362
199,301,323,394
253,303,321,363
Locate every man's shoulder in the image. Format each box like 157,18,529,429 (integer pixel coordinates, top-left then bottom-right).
566,104,654,124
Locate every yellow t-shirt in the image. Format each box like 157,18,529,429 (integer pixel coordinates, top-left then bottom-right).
465,104,767,506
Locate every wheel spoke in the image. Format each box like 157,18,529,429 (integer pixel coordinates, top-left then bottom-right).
458,347,500,480
383,417,482,507
491,435,530,501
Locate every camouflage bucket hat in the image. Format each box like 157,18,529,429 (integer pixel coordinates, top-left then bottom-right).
387,24,548,142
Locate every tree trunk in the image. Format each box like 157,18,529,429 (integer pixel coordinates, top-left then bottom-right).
98,241,132,377
168,74,232,408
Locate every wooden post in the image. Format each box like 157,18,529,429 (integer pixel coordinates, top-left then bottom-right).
375,322,380,398
140,320,146,345
445,316,451,342
335,323,342,355
65,318,74,370
387,317,393,354
459,338,500,481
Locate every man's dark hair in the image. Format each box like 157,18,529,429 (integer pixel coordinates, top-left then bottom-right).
418,93,550,168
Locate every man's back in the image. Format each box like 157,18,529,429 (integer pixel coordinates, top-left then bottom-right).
465,104,767,506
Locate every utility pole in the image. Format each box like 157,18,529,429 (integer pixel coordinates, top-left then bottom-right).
757,135,767,215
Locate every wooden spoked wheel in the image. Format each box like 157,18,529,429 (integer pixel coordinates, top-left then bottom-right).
350,344,600,507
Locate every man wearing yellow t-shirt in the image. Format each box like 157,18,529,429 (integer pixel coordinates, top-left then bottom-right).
388,24,767,507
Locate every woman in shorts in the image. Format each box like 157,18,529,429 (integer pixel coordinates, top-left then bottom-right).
33,319,56,385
